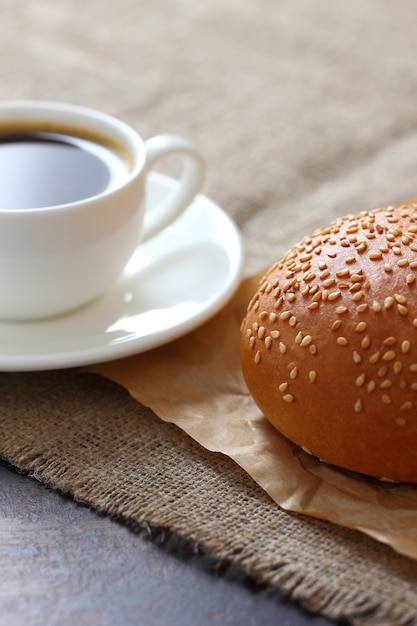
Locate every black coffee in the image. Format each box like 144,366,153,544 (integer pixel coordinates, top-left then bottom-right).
0,130,129,209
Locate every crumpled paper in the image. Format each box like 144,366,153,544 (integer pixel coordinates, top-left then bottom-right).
90,272,417,561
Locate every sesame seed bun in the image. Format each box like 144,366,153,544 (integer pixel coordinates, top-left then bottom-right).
240,204,417,483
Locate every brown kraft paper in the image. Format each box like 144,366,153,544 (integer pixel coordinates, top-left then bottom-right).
90,271,417,562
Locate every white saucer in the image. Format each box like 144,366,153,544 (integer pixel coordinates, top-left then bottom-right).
0,172,243,371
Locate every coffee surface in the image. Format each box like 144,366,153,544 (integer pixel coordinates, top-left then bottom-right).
0,131,128,209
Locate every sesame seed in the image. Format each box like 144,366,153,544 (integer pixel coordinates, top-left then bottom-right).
384,264,393,273
393,361,403,375
245,328,252,337
397,259,409,267
347,224,359,233
308,301,319,311
406,274,416,284
413,319,417,327
309,370,317,383
410,364,417,372
279,382,289,392
395,294,407,304
249,337,255,349
289,367,298,379
332,320,342,331
367,380,376,393
392,246,402,255
398,304,409,316
372,301,381,313
265,336,272,349
289,316,297,327
304,272,316,282
337,336,349,346
411,382,417,391
400,401,413,411
270,330,280,338
384,296,394,309
280,310,291,320
345,257,356,264
336,306,348,314
300,335,313,347
355,322,367,333
323,277,336,288
382,350,396,362
356,373,365,386
409,261,417,269
378,365,388,377
279,342,287,354
352,291,364,301
356,303,368,313
356,242,367,253
401,340,411,354
283,394,294,403
328,291,341,301
354,399,362,412
381,394,392,404
361,335,371,348
253,322,259,331
380,379,393,389
273,297,284,310
369,351,380,364
336,269,350,278
254,350,261,364
351,274,364,283
269,312,278,322
320,271,331,280
258,311,268,320
369,252,382,260
396,417,407,426
353,351,362,363
309,345,317,355
286,293,296,303
258,326,266,339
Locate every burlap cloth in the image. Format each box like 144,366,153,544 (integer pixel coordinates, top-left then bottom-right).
3,1,417,624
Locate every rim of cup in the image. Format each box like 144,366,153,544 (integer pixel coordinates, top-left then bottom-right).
0,99,145,213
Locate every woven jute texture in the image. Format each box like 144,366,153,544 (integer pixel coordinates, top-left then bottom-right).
3,1,417,624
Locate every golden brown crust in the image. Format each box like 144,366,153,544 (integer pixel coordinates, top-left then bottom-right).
240,204,417,483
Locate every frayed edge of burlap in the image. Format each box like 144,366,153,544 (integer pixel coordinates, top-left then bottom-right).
2,455,416,626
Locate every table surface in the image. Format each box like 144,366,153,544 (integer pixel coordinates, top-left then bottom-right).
0,460,338,626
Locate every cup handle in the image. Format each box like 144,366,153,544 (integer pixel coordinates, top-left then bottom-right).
141,134,205,241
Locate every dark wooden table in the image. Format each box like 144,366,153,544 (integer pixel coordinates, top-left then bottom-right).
0,460,338,625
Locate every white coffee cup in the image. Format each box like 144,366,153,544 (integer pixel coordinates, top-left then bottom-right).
0,100,205,320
